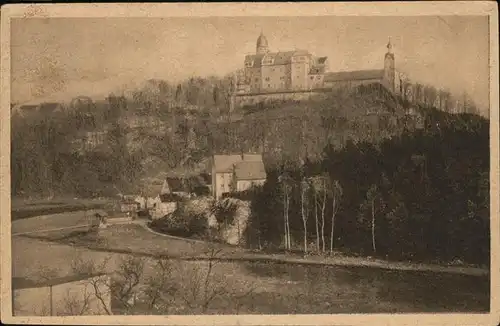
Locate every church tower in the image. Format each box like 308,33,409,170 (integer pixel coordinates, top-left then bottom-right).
256,31,270,54
383,38,396,92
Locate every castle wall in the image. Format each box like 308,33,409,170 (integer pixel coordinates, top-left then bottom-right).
234,90,329,108
325,78,384,90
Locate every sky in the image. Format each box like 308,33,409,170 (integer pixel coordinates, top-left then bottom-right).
11,16,490,113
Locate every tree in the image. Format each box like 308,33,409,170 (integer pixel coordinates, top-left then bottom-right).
300,178,310,253
309,174,328,253
359,184,383,253
329,179,343,253
278,172,294,250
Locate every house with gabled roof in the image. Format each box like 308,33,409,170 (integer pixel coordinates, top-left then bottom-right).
211,153,267,199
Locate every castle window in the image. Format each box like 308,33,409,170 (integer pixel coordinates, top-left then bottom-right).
265,77,270,81
310,76,314,80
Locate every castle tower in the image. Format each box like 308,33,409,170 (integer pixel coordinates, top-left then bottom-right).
256,31,270,54
384,38,396,92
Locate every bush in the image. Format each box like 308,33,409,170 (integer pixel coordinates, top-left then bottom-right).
149,200,210,239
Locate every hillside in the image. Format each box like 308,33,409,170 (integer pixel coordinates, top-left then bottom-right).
11,84,428,198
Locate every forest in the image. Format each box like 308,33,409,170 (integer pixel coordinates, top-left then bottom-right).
244,108,489,266
11,76,490,266
11,82,421,198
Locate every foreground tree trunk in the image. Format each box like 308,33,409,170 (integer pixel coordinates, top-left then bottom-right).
371,199,376,253
301,181,308,253
315,191,320,252
330,197,336,253
321,186,326,253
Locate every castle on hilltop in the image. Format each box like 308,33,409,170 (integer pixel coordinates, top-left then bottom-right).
234,32,405,105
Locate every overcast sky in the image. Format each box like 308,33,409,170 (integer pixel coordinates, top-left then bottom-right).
11,16,489,113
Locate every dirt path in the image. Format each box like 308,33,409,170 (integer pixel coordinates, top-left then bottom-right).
138,222,489,277
11,213,489,278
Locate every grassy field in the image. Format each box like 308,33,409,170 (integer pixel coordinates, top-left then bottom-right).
11,198,114,220
12,234,489,314
22,223,489,277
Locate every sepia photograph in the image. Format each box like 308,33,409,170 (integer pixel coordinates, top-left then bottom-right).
1,2,499,325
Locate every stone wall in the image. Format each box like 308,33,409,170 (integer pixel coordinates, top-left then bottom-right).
234,89,330,109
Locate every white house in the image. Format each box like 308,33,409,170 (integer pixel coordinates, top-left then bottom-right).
211,153,267,199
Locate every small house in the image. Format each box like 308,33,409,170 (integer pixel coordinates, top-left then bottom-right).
136,181,165,212
232,160,267,192
119,199,139,217
211,153,267,199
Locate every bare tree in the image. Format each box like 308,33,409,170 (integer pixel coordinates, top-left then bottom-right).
143,256,177,313
58,286,92,316
329,180,343,253
279,172,294,250
111,256,145,311
70,253,113,315
300,178,310,253
314,181,320,252
310,175,328,253
359,184,383,253
176,247,226,313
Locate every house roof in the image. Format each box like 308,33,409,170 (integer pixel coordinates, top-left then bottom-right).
213,154,246,173
212,153,264,173
234,161,267,181
324,69,385,82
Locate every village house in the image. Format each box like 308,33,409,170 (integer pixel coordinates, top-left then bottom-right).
135,180,166,213
119,199,139,218
211,153,267,199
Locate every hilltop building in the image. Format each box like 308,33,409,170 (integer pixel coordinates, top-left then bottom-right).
235,32,404,105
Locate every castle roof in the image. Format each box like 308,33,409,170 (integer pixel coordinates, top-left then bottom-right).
245,50,313,67
324,69,384,82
